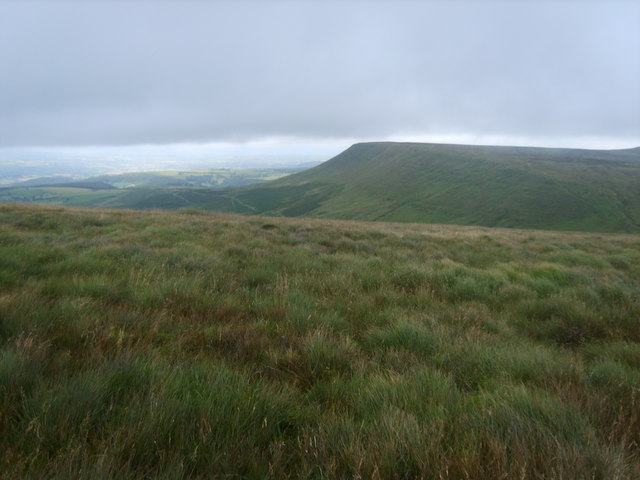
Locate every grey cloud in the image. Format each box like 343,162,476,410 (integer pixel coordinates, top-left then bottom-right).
0,1,638,147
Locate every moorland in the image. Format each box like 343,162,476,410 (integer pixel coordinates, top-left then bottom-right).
1,203,638,479
4,142,639,234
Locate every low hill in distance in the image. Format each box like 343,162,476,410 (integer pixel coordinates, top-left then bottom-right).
1,203,638,478
0,167,303,207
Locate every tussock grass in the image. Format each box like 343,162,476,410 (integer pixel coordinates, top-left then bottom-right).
0,203,639,479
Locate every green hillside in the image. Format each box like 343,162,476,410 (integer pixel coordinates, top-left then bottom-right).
1,203,639,478
4,143,640,233
204,142,640,232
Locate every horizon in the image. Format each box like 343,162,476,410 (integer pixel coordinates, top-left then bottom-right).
2,136,639,184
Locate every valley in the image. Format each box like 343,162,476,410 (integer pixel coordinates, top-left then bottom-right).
4,142,638,233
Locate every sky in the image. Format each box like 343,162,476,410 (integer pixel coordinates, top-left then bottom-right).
0,0,639,173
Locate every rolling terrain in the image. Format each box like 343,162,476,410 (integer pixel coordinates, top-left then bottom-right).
0,203,639,479
4,142,639,233
0,167,302,207
199,142,640,233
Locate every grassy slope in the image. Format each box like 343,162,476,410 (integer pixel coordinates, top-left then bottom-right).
4,143,639,233
1,203,639,479
228,142,640,232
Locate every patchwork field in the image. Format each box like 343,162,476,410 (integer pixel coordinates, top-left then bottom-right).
0,167,302,209
0,203,639,479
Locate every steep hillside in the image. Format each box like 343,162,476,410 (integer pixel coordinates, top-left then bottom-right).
213,142,640,232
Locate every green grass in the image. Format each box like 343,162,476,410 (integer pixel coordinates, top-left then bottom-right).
5,143,639,233
0,203,639,479
186,142,640,233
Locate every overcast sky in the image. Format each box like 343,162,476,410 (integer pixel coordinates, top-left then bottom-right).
0,0,639,152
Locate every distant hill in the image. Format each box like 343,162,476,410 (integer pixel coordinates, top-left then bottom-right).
163,142,640,233
0,167,303,208
3,142,639,233
5,167,304,189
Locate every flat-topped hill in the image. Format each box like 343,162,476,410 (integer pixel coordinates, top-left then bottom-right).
207,141,640,232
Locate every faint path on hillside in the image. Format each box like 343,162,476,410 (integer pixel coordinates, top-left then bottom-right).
227,193,258,213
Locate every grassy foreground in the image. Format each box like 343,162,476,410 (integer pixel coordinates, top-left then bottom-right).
1,203,639,479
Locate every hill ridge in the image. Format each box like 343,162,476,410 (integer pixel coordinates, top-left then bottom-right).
218,141,639,232
3,141,640,233
349,140,640,153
